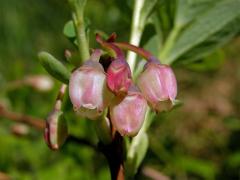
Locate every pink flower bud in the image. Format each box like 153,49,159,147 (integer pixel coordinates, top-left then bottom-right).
110,86,148,137
24,75,53,92
44,85,68,150
137,59,177,112
44,109,68,150
107,59,132,95
69,50,112,119
11,123,29,137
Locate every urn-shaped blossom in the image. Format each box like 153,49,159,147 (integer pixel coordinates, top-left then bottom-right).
107,58,132,95
137,58,177,112
110,85,148,137
69,50,112,119
24,75,53,92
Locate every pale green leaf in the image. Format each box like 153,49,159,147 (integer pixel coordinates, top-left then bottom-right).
63,20,76,38
175,0,216,27
161,0,240,64
176,16,240,65
140,0,158,27
175,156,217,179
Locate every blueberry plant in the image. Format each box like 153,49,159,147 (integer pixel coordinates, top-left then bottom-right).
35,0,240,179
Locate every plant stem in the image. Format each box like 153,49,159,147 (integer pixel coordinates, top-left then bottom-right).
99,133,125,180
68,0,90,62
114,42,152,60
126,0,145,72
0,103,98,150
0,104,45,130
126,107,153,178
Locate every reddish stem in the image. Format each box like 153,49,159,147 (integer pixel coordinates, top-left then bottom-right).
99,132,125,180
0,104,45,130
114,42,153,60
96,34,125,60
107,33,117,42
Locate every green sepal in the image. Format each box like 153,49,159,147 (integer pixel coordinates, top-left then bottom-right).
94,109,112,145
57,113,68,148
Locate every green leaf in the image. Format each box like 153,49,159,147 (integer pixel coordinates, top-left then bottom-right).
63,18,90,46
223,117,240,131
63,20,76,38
175,156,217,179
38,52,70,84
154,0,176,44
160,0,240,64
186,49,225,71
175,0,216,27
140,0,158,27
176,16,240,65
227,152,240,168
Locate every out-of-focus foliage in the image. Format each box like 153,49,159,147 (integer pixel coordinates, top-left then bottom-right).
1,0,240,179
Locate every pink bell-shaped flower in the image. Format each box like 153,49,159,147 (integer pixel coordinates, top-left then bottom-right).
69,50,112,119
107,58,132,95
137,57,177,112
110,85,148,137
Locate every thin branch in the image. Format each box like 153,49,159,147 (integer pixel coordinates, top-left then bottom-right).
0,172,11,180
68,0,90,62
98,133,125,180
141,166,170,180
0,104,45,130
126,0,145,72
0,104,98,150
67,135,98,151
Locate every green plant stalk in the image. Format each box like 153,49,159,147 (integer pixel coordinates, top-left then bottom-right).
159,25,182,65
94,109,112,145
126,107,154,177
128,107,152,157
125,0,159,177
68,0,90,62
126,25,180,172
127,0,145,72
127,25,181,177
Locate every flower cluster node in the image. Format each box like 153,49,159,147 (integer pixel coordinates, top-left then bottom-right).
69,34,177,137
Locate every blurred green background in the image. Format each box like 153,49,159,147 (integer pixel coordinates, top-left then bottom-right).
0,0,240,179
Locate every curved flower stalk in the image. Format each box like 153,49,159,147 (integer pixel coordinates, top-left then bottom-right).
96,34,132,95
69,49,112,119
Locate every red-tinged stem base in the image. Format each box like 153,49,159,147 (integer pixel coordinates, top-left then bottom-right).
99,133,125,180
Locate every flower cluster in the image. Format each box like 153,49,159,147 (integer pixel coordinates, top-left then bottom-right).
69,34,177,137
